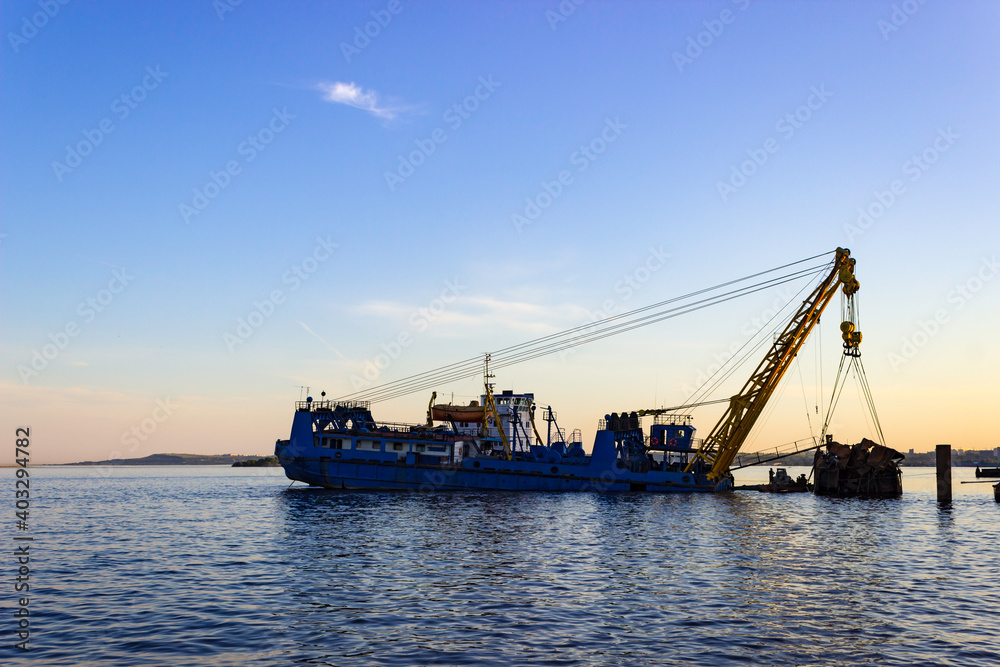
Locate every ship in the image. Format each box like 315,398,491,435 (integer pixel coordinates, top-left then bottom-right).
275,386,728,492
276,248,884,494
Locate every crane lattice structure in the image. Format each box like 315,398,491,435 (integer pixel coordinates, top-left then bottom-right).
684,247,861,480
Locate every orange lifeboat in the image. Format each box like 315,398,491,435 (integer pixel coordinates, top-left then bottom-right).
431,401,484,423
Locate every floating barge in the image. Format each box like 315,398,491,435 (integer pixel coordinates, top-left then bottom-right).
975,466,1000,478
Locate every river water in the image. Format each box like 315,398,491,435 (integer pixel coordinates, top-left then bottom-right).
5,465,998,666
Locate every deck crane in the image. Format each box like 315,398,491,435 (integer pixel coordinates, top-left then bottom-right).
682,247,862,481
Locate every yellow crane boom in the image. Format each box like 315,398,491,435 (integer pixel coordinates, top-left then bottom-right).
685,247,861,480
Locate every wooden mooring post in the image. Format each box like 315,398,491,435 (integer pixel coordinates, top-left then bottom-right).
936,444,952,503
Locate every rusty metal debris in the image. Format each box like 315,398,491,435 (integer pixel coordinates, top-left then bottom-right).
812,437,903,498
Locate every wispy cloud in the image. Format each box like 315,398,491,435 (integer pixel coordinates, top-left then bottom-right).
318,81,399,120
354,296,591,336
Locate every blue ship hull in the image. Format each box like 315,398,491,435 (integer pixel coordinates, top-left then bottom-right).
277,453,730,493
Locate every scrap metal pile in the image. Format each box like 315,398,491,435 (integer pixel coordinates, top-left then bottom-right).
812,438,903,498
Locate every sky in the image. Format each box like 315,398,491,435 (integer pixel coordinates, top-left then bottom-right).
2,1,999,465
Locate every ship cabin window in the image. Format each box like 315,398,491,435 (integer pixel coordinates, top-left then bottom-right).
428,445,446,453
392,442,404,451
416,444,426,452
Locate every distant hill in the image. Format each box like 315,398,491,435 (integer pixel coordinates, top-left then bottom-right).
63,453,270,466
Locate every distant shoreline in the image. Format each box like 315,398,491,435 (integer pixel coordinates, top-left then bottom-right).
38,453,274,467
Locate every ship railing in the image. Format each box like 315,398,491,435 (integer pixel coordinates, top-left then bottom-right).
336,420,462,441
597,418,643,432
653,414,693,426
296,399,371,412
373,420,428,434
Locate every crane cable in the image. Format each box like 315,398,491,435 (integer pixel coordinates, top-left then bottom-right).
817,318,823,417
796,355,816,441
855,356,887,446
820,353,887,447
364,270,821,404
680,276,816,411
337,253,835,404
852,365,876,439
345,262,827,403
820,354,850,442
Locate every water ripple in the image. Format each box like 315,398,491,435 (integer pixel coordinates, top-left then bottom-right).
6,466,999,666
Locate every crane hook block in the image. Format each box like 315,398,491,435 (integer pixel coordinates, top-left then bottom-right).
842,277,860,295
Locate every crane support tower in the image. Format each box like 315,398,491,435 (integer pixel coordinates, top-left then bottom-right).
685,247,861,480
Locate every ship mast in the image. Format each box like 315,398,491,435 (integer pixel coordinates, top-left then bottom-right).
481,354,513,460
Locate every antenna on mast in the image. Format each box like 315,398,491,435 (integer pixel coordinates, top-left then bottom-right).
484,353,494,391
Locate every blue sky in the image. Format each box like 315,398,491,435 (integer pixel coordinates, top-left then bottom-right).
3,1,999,464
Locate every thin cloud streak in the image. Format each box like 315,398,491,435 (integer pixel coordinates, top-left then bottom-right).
297,320,347,359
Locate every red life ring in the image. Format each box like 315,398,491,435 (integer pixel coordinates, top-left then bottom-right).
650,437,659,446
669,438,678,447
